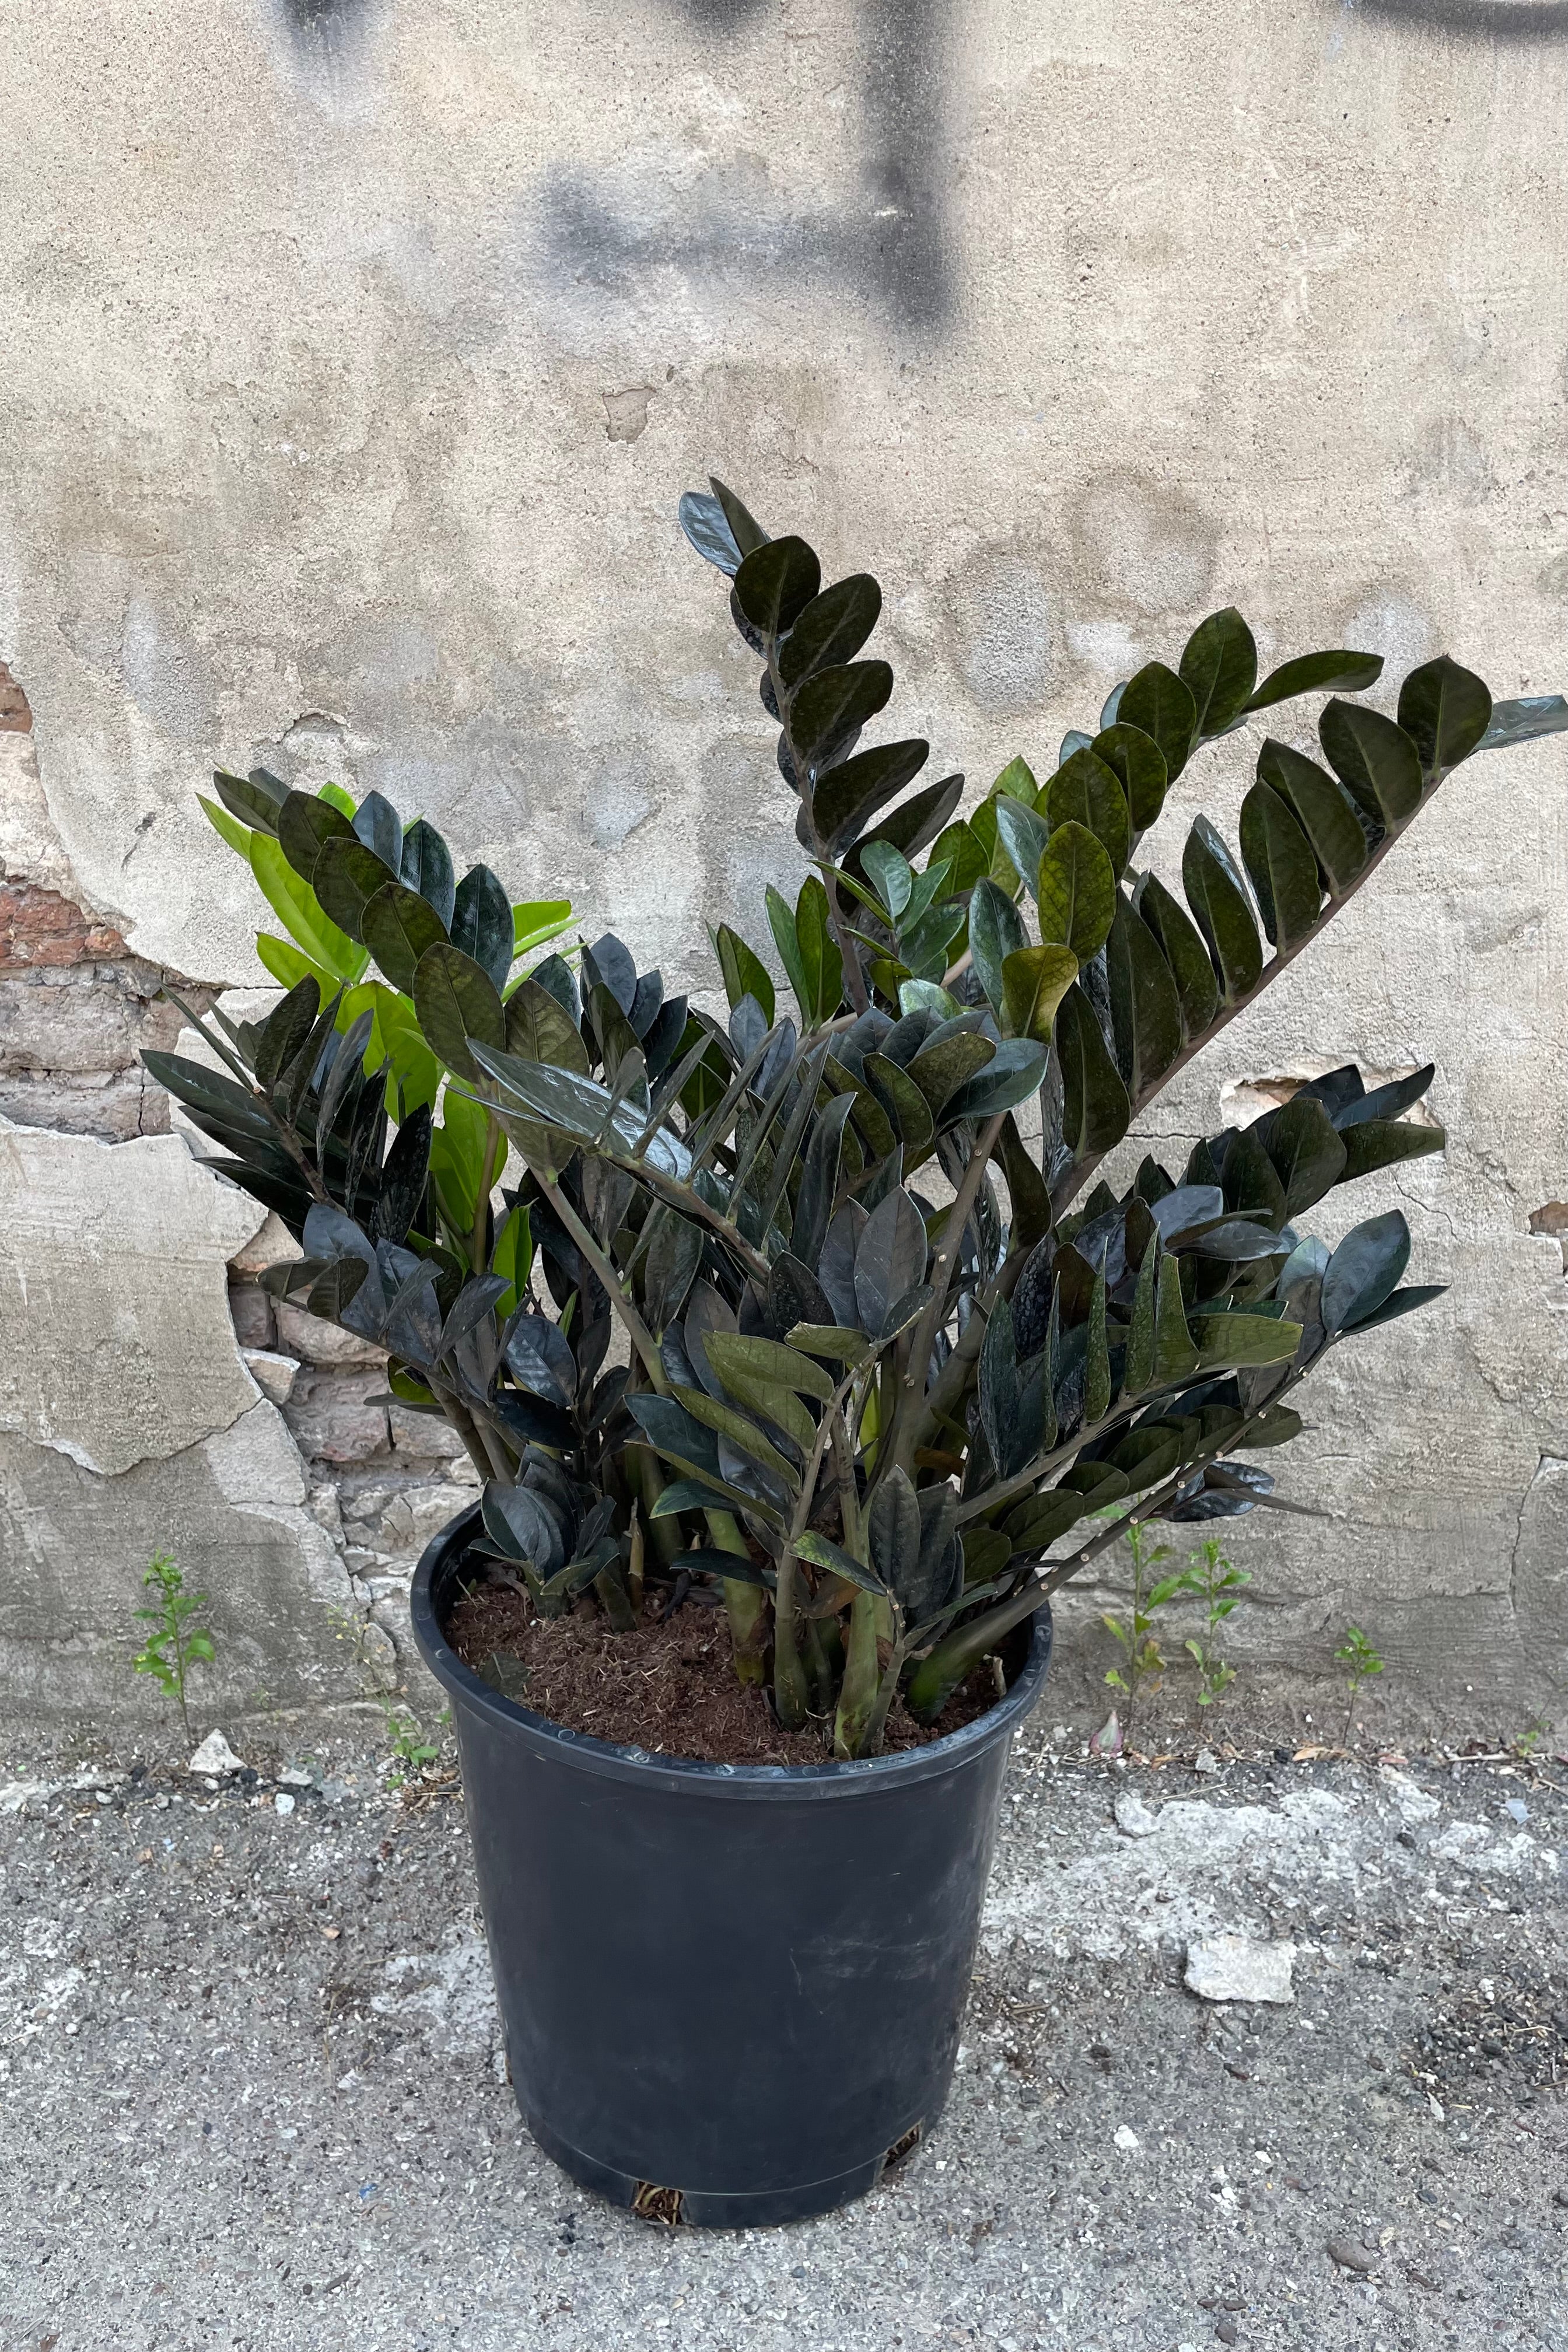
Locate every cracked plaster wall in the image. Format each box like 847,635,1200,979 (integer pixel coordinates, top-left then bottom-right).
2,0,1567,1734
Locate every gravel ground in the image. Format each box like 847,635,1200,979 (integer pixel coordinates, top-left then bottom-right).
2,1716,1566,2352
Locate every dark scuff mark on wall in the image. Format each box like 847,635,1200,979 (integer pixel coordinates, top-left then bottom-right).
283,0,375,55
541,0,955,329
1345,0,1568,35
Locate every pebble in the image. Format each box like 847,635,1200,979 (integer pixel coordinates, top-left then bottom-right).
1216,2323,1239,2346
1185,1935,1296,2006
187,1730,246,1777
1195,1748,1220,1776
274,1792,296,1816
1325,2236,1379,2273
1113,2124,1140,2152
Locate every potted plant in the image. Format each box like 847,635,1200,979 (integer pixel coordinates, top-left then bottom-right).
146,480,1565,2225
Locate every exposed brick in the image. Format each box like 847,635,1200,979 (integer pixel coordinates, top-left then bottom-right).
0,881,131,972
0,660,31,733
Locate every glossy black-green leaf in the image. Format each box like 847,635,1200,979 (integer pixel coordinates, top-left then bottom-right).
639,1209,704,1338
1056,983,1132,1161
1189,1311,1303,1368
412,943,506,1082
779,573,881,688
789,1091,856,1269
374,1104,432,1247
212,767,286,836
1153,1258,1199,1380
867,1468,923,1605
352,790,403,873
1035,821,1115,961
710,478,769,562
254,978,323,1091
1397,654,1493,777
1239,780,1322,949
1182,818,1264,1000
482,1483,565,1576
998,945,1077,1049
1105,897,1182,1100
849,773,965,872
1116,662,1198,784
312,835,396,942
1083,1269,1111,1424
1124,1236,1158,1392
450,864,513,994
789,660,894,772
710,923,776,1027
854,1186,928,1336
998,1113,1052,1251
1045,748,1130,876
1320,1209,1410,1334
1180,607,1259,738
503,976,590,1073
1110,1424,1185,1488
679,487,747,574
1318,698,1424,825
362,880,449,994
1335,1063,1434,1130
315,1010,375,1146
864,1052,936,1160
1262,1093,1347,1217
968,877,1028,1018
1475,694,1568,752
1339,1118,1445,1183
733,534,821,639
1245,648,1383,713
1337,1281,1446,1336
810,739,929,852
1091,722,1169,834
947,1038,1050,1122
907,1031,997,1116
992,796,1052,900
277,789,355,884
398,817,457,928
1134,872,1219,1042
1222,1122,1288,1228
1256,741,1368,894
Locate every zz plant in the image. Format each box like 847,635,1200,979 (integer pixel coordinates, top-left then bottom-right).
146,480,1566,1758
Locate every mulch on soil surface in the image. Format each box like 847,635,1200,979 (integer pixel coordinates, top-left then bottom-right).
444,1570,1003,1766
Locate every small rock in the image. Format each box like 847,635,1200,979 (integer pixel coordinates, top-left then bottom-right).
1185,1935,1296,2006
1194,1747,1220,1776
187,1731,245,1777
1325,2236,1379,2273
1378,1765,1440,1824
1216,2323,1239,2347
1114,1792,1160,1839
242,1348,299,1404
1503,1796,1530,1825
1114,2124,1140,2152
274,1791,296,1816
277,1766,314,1788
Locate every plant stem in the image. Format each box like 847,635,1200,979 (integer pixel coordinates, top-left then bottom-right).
470,1112,503,1277
891,1110,1007,1477
531,1166,669,1396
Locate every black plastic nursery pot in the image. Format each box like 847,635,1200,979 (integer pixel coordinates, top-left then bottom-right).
411,1506,1052,2230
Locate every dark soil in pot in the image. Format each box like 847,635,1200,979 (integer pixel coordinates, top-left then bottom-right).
443,1557,1005,1765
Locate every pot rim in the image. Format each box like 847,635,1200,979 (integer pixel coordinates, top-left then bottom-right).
411,1503,1052,1801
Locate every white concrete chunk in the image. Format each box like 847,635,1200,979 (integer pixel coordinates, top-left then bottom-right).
1184,1934,1296,2006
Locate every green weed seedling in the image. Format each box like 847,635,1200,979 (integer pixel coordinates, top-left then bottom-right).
131,1550,216,1745
381,1700,448,1793
1335,1624,1385,1745
1102,1521,1188,1729
1178,1536,1251,1710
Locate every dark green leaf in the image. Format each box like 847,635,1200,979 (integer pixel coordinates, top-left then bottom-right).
947,1038,1049,1123
1116,662,1198,784
993,797,1053,898
1083,1269,1111,1423
849,773,965,869
1110,1424,1185,1488
1189,1311,1303,1368
1056,984,1131,1161
1318,699,1424,825
1135,873,1219,1041
1239,780,1322,949
451,864,513,993
779,573,882,688
907,1031,997,1116
968,877,1028,1018
705,1333,835,1404
793,874,844,1024
855,1187,928,1336
1262,1093,1346,1216
212,767,286,836
1336,1063,1434,1129
1245,649,1383,712
639,1209,704,1338
1397,654,1493,776
1124,1236,1157,1392
277,790,355,884
1154,1258,1199,1380
1475,694,1568,752
790,1092,856,1268
1105,897,1182,1099
1000,944,1078,1046
352,791,403,872
254,978,322,1091
789,660,894,771
1182,818,1264,1000
1045,747,1130,876
998,1114,1052,1251
765,885,809,1023
1091,723,1169,833
503,976,590,1074
733,535,821,638
1320,1209,1410,1333
810,739,929,852
1338,1281,1446,1336
793,1532,884,1597
1180,607,1259,738
674,1384,799,1488
412,943,505,1082
503,1312,578,1408
1036,821,1115,961
679,487,748,574
312,836,397,942
865,1052,936,1159
362,881,449,995
400,817,457,927
867,1467,922,1606
1222,1123,1288,1227
710,923,776,1026
1339,1118,1445,1183
1256,741,1367,895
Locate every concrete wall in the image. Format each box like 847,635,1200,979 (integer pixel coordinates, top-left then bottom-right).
2,0,1566,1738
